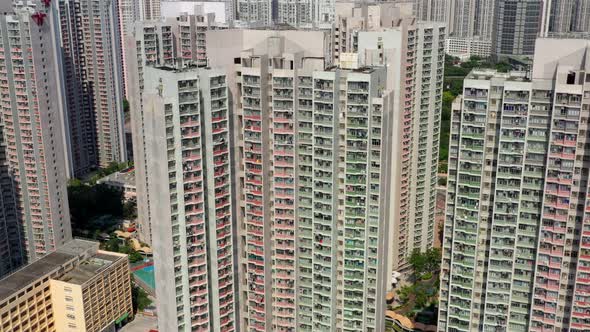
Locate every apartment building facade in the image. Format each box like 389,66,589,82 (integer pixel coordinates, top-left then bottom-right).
126,57,237,331
439,39,590,332
141,0,161,20
0,1,72,273
540,0,590,37
412,0,494,58
127,14,225,245
131,13,223,72
235,0,335,28
238,55,392,332
491,0,543,59
0,239,132,332
235,0,272,26
445,37,492,61
58,0,127,174
204,29,396,332
336,4,446,269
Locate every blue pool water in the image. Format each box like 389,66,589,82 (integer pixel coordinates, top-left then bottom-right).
133,265,156,290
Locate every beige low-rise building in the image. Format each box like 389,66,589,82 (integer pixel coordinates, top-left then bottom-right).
0,239,133,332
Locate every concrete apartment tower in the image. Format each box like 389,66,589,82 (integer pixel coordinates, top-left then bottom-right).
206,29,395,332
126,28,237,330
444,0,494,59
0,0,72,276
117,0,142,97
335,3,446,270
540,0,590,37
491,0,543,59
58,0,127,175
439,39,590,332
128,15,224,246
141,0,161,20
235,0,272,25
235,0,334,28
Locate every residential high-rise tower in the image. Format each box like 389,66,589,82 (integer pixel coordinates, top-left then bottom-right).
336,3,446,269
58,0,127,175
439,38,590,332
540,0,590,37
235,0,335,28
126,31,237,330
206,28,398,332
491,0,543,59
0,0,72,276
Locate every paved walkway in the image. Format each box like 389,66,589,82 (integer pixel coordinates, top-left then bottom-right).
120,315,157,332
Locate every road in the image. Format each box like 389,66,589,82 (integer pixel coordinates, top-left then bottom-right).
120,315,157,332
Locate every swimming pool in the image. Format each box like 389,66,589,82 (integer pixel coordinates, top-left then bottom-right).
133,264,156,291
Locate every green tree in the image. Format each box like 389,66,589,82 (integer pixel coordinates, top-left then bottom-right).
409,248,441,278
123,200,137,219
103,237,121,252
409,249,428,276
425,248,441,272
495,62,511,72
132,285,152,312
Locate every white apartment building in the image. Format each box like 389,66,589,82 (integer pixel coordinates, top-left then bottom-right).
413,0,494,58
128,15,225,245
445,37,492,60
58,0,127,175
336,3,446,270
439,39,590,332
0,0,72,275
205,28,397,332
160,1,234,24
235,0,335,28
141,0,161,20
131,13,224,71
235,0,272,26
237,52,393,332
126,61,237,331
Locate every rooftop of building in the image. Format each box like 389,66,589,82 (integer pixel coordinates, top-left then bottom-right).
0,239,117,300
532,38,590,80
56,251,123,285
97,167,136,187
325,64,379,74
466,69,529,82
0,251,77,300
